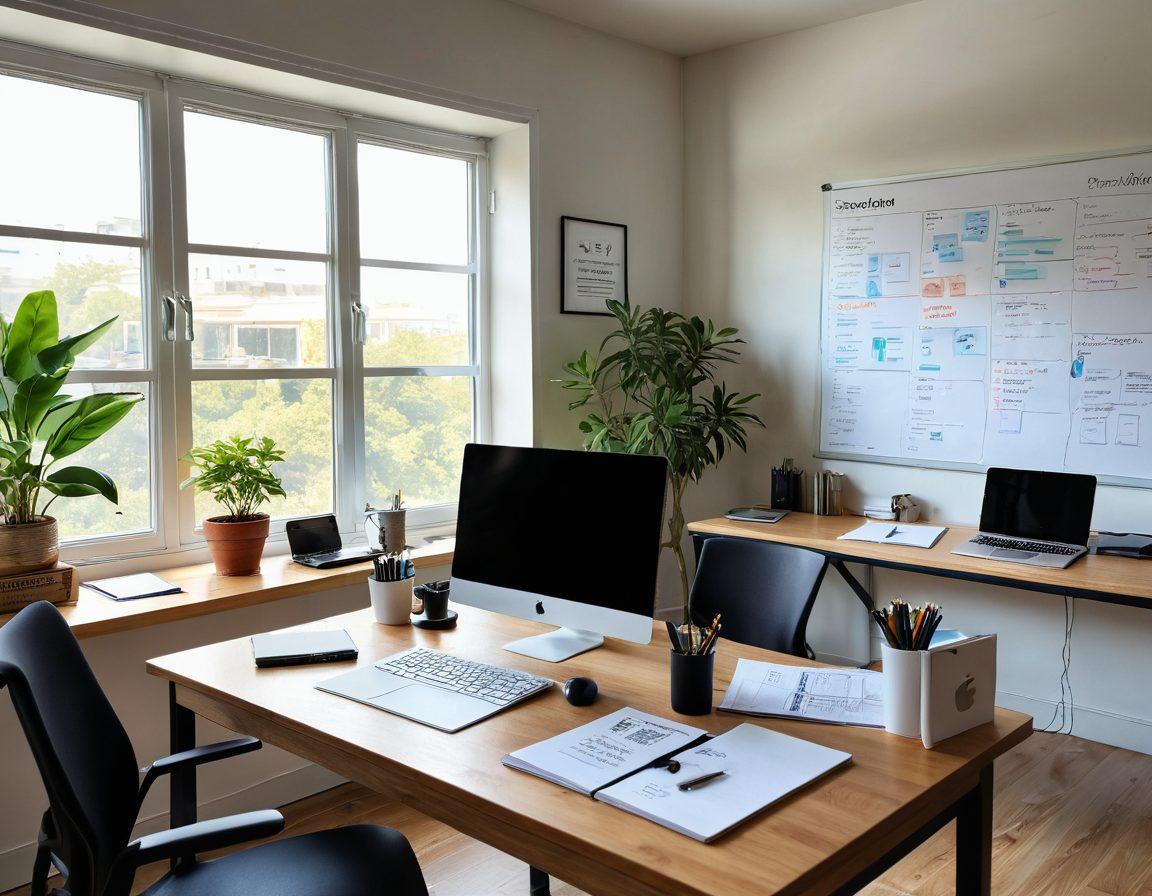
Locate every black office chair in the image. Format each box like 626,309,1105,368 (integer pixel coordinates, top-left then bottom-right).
0,601,428,896
689,535,829,657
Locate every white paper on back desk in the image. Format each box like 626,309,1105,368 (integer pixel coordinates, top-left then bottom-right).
720,659,884,727
596,723,852,842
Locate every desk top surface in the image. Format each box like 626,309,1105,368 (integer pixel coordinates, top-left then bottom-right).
688,513,1152,605
148,607,1031,896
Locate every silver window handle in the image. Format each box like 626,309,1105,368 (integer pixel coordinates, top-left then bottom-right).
176,293,194,342
161,293,178,342
352,302,367,344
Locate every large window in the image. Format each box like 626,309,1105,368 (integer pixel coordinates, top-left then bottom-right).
0,45,486,556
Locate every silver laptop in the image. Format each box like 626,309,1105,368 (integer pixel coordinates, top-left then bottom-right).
316,646,553,732
951,468,1096,569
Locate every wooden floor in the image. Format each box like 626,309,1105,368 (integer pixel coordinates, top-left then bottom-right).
8,730,1152,896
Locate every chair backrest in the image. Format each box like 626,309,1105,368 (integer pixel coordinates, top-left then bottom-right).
689,536,828,656
0,601,140,896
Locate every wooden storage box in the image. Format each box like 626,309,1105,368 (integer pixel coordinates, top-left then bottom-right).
0,563,79,613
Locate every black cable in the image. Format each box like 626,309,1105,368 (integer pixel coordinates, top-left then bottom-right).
1037,593,1075,735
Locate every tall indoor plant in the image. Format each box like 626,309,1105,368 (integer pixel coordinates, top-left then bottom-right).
181,435,286,576
0,290,142,573
560,300,764,621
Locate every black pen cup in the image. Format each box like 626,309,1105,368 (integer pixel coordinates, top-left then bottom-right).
420,590,449,621
670,649,714,716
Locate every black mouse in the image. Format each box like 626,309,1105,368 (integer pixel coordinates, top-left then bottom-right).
563,676,598,706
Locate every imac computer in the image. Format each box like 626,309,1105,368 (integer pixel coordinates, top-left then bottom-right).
450,443,668,662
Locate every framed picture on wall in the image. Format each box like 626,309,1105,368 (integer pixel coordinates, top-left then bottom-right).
561,216,628,315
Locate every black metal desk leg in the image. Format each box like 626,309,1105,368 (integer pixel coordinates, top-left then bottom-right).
168,682,197,870
529,866,550,895
955,765,993,896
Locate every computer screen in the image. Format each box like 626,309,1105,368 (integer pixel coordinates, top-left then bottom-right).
286,515,341,555
452,444,668,617
979,468,1097,546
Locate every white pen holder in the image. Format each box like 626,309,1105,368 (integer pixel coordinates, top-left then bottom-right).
368,576,413,625
881,643,923,739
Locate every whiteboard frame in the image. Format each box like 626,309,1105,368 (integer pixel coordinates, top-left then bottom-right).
814,144,1152,491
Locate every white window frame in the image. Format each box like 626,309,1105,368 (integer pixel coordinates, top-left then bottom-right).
0,39,490,560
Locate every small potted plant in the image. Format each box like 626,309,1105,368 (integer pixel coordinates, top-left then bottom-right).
181,436,286,576
0,290,142,574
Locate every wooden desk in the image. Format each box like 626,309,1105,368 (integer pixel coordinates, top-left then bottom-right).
0,540,454,639
147,607,1031,896
688,514,1152,610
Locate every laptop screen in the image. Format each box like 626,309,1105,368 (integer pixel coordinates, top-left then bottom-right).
286,515,342,556
979,468,1097,546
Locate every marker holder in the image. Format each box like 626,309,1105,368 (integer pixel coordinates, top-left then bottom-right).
881,643,923,738
368,575,414,626
670,648,714,716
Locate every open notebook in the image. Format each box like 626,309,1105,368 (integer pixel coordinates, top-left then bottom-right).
502,708,851,842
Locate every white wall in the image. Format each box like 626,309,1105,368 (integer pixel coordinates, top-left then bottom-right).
0,0,684,888
683,0,1152,751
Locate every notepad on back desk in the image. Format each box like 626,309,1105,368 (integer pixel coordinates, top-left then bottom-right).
83,573,182,601
837,520,948,549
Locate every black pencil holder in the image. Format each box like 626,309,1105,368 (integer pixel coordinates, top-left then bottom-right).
670,649,714,716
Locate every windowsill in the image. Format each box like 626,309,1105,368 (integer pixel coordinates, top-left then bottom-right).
1,534,454,639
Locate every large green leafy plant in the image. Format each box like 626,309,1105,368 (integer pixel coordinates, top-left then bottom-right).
561,300,764,620
0,290,142,526
181,436,286,520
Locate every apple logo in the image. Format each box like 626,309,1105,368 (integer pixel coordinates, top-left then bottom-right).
955,675,976,712
535,601,545,615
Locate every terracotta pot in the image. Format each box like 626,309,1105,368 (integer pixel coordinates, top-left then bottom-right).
202,514,270,576
0,517,60,575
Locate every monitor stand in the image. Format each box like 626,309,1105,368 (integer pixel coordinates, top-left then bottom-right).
504,627,605,663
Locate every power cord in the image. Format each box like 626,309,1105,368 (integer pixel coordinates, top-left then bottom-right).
1037,593,1075,735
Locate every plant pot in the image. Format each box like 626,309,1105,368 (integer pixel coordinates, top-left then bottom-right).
203,514,270,576
0,517,60,575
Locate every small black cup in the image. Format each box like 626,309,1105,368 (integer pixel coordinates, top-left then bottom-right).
670,649,714,716
421,590,449,621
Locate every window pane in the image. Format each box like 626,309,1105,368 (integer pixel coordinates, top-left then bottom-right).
55,381,152,541
358,143,468,265
0,74,142,235
364,376,472,507
361,268,469,365
184,111,328,253
192,379,333,520
189,254,327,368
0,237,144,370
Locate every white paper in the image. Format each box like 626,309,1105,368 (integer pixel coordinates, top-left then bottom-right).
903,377,987,462
594,723,851,842
1074,194,1152,291
920,207,995,298
837,520,948,548
720,659,884,728
991,292,1072,361
828,213,922,299
1065,333,1152,478
821,368,907,457
992,201,1076,294
502,708,707,796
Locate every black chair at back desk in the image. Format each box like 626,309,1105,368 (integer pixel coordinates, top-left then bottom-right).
689,535,829,658
0,600,428,896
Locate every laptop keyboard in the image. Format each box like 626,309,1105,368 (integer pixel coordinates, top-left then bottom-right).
376,647,552,706
973,535,1079,556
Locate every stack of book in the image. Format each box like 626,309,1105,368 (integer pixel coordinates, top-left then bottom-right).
813,470,845,515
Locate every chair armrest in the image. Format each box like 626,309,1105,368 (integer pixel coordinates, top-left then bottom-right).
138,737,262,806
120,810,285,869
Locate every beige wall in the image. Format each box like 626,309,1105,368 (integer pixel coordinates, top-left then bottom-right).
0,0,684,887
683,0,1152,750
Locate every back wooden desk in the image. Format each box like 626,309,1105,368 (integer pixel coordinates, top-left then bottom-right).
147,607,1030,896
688,513,1152,610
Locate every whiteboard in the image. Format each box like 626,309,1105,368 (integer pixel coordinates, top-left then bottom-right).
818,147,1152,487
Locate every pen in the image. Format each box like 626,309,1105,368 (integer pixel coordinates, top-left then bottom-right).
884,525,899,539
677,770,727,791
